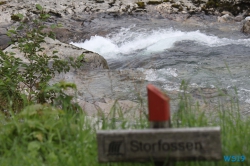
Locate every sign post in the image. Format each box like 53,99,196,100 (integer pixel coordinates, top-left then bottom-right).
147,84,171,128
96,84,222,164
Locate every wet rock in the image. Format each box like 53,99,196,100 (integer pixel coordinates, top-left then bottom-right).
234,15,244,22
218,14,234,23
242,17,250,34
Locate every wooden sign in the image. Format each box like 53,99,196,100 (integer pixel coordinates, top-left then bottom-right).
97,127,222,162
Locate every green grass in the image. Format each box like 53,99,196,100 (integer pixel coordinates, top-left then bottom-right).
0,84,249,166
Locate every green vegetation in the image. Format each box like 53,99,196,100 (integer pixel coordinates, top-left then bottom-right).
0,4,249,166
0,80,249,165
1,4,83,115
203,0,249,16
136,2,145,9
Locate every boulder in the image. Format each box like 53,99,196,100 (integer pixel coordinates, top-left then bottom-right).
4,37,109,70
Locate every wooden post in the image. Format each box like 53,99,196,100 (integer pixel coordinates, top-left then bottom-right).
147,84,172,166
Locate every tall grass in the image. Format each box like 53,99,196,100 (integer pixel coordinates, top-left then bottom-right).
0,81,249,166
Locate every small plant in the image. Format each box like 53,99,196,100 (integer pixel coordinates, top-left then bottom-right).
0,4,84,113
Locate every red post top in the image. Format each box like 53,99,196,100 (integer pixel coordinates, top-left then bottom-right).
147,84,170,122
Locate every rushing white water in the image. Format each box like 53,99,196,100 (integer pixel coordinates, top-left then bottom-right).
71,27,250,59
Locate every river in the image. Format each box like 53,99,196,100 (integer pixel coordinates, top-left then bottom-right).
70,15,250,114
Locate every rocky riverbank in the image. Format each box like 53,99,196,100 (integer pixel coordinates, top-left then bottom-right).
1,0,250,117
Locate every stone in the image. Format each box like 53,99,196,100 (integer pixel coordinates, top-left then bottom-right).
242,20,250,34
106,6,120,13
221,11,233,16
245,16,250,21
217,14,234,23
234,15,244,22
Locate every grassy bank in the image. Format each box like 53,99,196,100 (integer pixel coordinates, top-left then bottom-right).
0,85,249,166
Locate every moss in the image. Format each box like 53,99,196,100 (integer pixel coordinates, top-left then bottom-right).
172,4,180,9
202,0,250,16
0,1,6,5
136,2,145,9
147,1,162,5
11,15,21,21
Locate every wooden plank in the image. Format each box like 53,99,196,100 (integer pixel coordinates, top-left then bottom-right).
97,127,222,162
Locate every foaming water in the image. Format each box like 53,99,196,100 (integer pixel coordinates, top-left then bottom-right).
71,26,250,59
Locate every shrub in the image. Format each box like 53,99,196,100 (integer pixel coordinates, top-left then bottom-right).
0,4,84,114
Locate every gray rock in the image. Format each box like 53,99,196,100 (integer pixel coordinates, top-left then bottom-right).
234,15,244,22
0,35,11,50
4,37,109,70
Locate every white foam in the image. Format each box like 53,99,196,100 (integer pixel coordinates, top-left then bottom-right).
70,26,250,59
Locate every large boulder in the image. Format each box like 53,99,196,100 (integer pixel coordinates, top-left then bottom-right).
4,37,109,70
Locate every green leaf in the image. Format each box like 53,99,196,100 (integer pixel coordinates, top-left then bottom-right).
17,25,24,30
77,54,84,61
7,29,16,34
36,4,43,11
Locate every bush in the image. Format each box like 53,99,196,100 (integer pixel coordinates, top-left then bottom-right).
0,4,84,114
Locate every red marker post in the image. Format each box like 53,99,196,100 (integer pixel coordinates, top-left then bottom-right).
147,84,171,128
147,84,172,166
